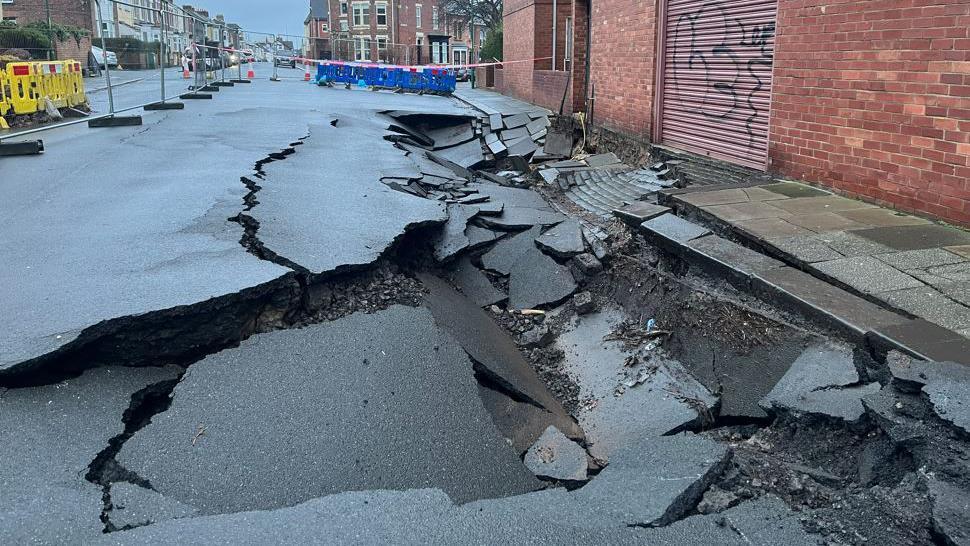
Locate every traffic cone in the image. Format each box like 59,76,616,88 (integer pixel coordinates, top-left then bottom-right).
247,63,255,79
304,62,311,81
182,67,190,79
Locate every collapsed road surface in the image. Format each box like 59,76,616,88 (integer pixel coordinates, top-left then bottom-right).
2,78,969,546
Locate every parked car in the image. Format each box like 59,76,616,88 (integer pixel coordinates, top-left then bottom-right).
455,68,470,82
90,45,118,69
183,45,225,71
274,52,297,68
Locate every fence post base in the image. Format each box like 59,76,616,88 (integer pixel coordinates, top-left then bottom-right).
88,116,143,128
212,81,234,87
0,139,44,156
144,102,185,110
180,92,213,99
270,76,280,82
199,85,221,92
230,79,251,84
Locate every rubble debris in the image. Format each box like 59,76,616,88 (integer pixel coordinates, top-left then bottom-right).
117,306,542,515
583,228,610,261
760,342,880,422
481,226,544,275
506,136,539,159
500,126,531,143
523,426,589,482
569,253,604,280
518,325,555,349
426,122,476,149
474,184,566,230
584,153,622,168
508,246,578,309
448,256,508,308
429,138,486,170
535,219,586,259
433,204,479,262
107,483,198,530
465,225,501,248
538,168,560,185
485,132,507,156
503,113,531,129
572,434,730,527
927,478,970,546
0,366,180,543
573,291,595,315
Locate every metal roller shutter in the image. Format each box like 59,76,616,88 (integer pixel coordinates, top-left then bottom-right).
658,0,778,170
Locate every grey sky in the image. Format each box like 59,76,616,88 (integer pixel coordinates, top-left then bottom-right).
195,0,308,39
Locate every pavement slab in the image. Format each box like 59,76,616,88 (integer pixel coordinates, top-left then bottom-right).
760,342,880,422
925,262,970,282
679,188,753,207
523,426,589,482
474,184,566,230
447,256,507,307
761,182,832,198
874,248,966,270
253,119,448,275
703,201,792,222
465,224,501,247
869,319,970,364
0,107,303,373
0,365,180,544
947,245,970,259
613,202,671,226
117,306,542,515
769,195,876,214
879,286,970,331
572,434,730,527
852,224,970,251
584,152,622,168
735,217,814,239
837,207,932,227
767,235,845,263
817,231,896,257
508,246,578,309
428,138,486,170
433,204,479,262
784,212,869,233
534,219,586,258
812,256,924,294
543,129,573,157
503,113,531,129
685,234,787,281
425,122,476,149
481,226,543,275
640,213,711,243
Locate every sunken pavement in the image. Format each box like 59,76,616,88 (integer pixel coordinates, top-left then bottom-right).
1,82,969,546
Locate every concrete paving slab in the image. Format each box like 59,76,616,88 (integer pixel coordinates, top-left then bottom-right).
874,248,966,270
108,483,198,530
640,213,711,243
433,204,479,262
703,201,792,221
525,117,549,135
946,245,970,259
431,138,487,169
419,275,581,439
543,129,572,157
506,135,539,158
760,342,880,422
785,212,869,233
852,224,970,251
679,188,752,207
118,306,541,515
500,126,530,143
938,282,970,306
740,186,793,202
474,184,565,230
465,224,501,247
736,217,814,239
879,286,970,331
685,234,786,283
253,120,448,275
837,207,933,227
0,366,179,544
535,219,586,258
925,261,970,282
585,153,621,168
812,256,924,294
817,230,896,257
868,319,970,365
768,235,845,263
481,226,543,275
447,256,507,307
613,202,671,226
508,246,578,309
503,113,531,129
425,122,476,149
523,426,588,481
573,434,730,527
761,182,832,198
769,195,876,214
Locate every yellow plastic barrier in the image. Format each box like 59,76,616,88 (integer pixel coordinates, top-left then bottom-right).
2,59,87,116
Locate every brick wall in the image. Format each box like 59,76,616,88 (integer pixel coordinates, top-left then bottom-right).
586,0,656,137
54,37,92,66
501,0,536,102
5,0,94,31
533,69,570,111
770,0,970,224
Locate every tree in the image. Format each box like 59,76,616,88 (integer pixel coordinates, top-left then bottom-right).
479,28,502,62
437,0,502,34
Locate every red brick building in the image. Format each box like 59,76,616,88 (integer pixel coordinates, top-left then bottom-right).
1,0,94,62
498,0,970,226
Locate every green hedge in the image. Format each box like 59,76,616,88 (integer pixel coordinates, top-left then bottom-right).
480,29,502,62
0,27,52,53
99,37,162,53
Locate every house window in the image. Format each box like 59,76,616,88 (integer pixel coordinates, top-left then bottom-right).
352,3,369,27
340,20,349,31
432,7,438,30
376,4,387,27
354,37,370,60
377,36,388,50
454,23,463,40
564,16,573,69
415,5,421,28
340,1,348,15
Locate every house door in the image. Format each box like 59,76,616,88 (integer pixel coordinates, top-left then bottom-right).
656,0,778,170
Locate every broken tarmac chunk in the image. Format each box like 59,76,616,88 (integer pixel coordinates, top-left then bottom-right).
927,478,970,546
535,219,586,259
760,342,880,422
117,306,542,514
433,204,479,262
573,291,595,315
523,426,589,482
569,253,604,280
572,434,730,527
448,256,508,308
518,325,555,349
482,226,543,275
508,246,578,309
426,122,476,149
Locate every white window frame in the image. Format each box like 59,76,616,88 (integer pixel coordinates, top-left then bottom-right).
376,3,388,27
340,1,348,15
415,4,422,28
340,20,349,32
376,35,388,50
352,3,370,28
564,16,573,70
354,36,370,61
432,6,439,30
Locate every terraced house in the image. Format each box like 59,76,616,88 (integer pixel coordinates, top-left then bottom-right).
497,0,970,226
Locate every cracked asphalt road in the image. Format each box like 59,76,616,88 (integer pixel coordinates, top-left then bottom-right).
3,75,969,545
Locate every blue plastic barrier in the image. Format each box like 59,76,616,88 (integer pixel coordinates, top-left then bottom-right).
316,63,456,92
